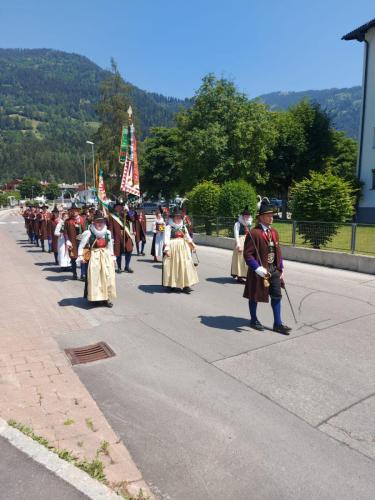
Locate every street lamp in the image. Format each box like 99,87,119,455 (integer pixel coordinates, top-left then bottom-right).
86,140,95,191
83,154,87,192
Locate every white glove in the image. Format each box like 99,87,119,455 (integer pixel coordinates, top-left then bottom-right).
66,241,72,248
76,255,83,264
255,266,267,278
236,244,242,252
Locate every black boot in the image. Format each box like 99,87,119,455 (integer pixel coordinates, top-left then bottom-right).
250,320,264,331
273,324,292,335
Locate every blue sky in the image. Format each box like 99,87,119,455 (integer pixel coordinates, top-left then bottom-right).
0,0,373,98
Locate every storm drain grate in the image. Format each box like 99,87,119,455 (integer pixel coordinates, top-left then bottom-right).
64,342,115,365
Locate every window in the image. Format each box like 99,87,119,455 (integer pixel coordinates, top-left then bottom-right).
372,169,375,190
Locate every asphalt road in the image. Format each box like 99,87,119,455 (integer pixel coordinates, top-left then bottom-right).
0,435,87,500
4,213,375,499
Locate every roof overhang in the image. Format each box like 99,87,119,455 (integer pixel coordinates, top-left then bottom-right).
342,18,375,41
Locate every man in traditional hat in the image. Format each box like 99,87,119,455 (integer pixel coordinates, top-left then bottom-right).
37,205,51,252
33,206,41,246
64,203,85,280
231,206,253,283
133,209,147,256
77,210,116,307
243,197,291,335
108,202,134,274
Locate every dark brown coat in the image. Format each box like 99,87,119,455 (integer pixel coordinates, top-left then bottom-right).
243,225,283,303
133,211,147,244
64,217,85,259
38,213,51,240
50,217,59,253
108,214,133,256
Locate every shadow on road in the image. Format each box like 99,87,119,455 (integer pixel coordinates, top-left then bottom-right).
41,266,64,273
152,264,162,269
58,297,93,309
138,284,167,294
206,277,239,285
137,258,155,263
46,275,72,282
34,262,57,266
198,315,250,332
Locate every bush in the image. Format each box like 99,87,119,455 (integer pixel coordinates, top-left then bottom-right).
187,180,220,234
218,180,257,220
290,171,354,248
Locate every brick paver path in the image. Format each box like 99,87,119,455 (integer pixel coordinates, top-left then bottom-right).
0,211,152,499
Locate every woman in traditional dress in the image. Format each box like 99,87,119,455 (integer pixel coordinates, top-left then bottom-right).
231,206,253,283
151,208,165,262
77,210,116,308
50,206,60,265
163,209,199,293
54,211,71,270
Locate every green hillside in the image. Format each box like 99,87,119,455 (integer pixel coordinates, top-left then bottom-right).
258,87,362,139
0,48,190,182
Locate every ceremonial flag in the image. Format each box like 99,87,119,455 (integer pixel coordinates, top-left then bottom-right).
120,106,140,197
97,167,109,211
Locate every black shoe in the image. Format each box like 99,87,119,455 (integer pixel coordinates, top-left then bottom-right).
104,301,113,308
141,252,146,256
273,324,291,335
237,277,246,284
182,287,192,294
124,268,134,273
72,274,78,280
116,269,122,274
250,320,264,331
79,276,86,282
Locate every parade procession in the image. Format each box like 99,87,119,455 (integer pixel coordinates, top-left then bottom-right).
6,6,375,496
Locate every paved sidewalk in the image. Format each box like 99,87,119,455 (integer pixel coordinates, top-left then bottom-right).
0,212,152,499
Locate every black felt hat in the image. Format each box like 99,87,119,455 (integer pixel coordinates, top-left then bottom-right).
93,210,105,222
257,197,276,215
242,205,251,216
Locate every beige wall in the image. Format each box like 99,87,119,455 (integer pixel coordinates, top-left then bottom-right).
358,27,375,220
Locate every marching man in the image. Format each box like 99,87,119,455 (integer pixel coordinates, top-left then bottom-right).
163,208,199,293
243,197,291,335
231,206,253,283
78,210,117,308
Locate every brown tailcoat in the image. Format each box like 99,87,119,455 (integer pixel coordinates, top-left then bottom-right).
243,226,283,303
108,214,133,256
64,217,85,259
133,212,147,244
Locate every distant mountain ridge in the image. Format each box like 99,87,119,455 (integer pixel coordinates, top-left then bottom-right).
258,87,362,138
0,48,360,182
0,48,191,138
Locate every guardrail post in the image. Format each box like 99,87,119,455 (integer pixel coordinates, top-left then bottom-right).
351,223,357,254
292,220,297,246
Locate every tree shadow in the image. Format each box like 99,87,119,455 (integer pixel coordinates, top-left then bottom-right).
138,284,169,294
58,297,93,310
206,277,240,285
198,315,250,333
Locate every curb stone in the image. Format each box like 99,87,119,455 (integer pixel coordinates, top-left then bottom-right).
0,418,121,499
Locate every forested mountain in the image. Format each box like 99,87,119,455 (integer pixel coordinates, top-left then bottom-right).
0,48,190,182
0,48,361,183
258,87,362,139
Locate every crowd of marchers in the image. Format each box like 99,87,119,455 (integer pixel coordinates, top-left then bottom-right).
21,197,291,335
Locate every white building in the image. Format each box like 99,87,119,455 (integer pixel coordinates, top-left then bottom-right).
343,19,375,222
